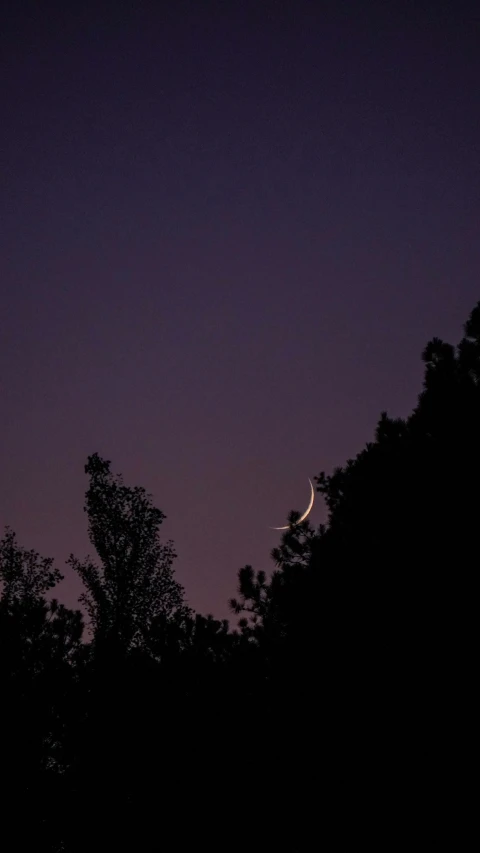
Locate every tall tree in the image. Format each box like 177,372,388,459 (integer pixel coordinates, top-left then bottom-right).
68,453,187,656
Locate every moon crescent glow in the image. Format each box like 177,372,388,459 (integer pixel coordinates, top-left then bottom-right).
271,478,315,530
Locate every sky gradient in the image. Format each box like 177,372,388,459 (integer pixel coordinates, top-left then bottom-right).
1,0,479,619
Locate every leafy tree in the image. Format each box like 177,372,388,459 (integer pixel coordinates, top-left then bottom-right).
0,526,84,677
314,299,480,571
0,528,84,852
68,453,187,657
0,526,62,605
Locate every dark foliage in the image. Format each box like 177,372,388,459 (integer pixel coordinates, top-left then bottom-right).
2,302,478,849
67,453,187,660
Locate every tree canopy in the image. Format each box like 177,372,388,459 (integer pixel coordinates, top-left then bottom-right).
2,300,478,850
67,452,187,658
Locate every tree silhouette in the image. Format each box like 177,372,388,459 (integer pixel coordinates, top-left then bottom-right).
0,526,62,603
0,528,84,852
225,301,480,849
0,527,84,684
68,453,187,657
3,301,480,851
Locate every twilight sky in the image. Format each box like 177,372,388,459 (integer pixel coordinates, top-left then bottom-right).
1,0,479,620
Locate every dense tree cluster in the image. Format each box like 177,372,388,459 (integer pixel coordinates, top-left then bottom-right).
1,302,477,850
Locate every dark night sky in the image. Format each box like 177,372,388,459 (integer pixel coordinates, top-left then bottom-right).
1,0,479,619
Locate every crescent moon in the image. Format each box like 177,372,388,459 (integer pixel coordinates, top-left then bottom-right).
271,478,315,530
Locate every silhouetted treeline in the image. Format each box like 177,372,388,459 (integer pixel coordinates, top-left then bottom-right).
2,303,478,850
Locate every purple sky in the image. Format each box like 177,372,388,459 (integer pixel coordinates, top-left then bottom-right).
1,1,479,620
